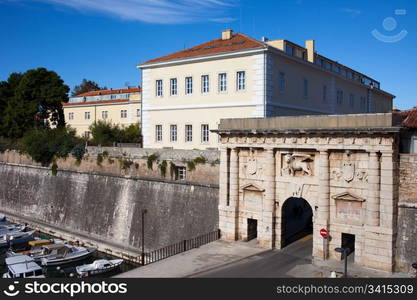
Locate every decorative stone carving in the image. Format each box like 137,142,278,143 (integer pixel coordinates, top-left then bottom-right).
342,161,355,182
242,150,263,179
282,154,313,176
333,191,365,224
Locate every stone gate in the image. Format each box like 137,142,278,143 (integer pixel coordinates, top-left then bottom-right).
215,113,403,272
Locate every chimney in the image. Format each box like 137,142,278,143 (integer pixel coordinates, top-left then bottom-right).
305,40,315,63
222,29,233,40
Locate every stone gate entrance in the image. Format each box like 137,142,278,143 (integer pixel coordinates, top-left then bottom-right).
215,113,402,272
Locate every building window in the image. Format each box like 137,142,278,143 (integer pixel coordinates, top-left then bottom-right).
136,109,141,117
177,166,186,180
185,125,192,142
102,111,108,120
68,112,74,120
170,125,177,142
201,75,209,93
303,78,308,98
279,72,285,93
111,94,117,100
285,44,294,56
84,112,90,120
360,96,366,110
155,125,162,142
84,131,90,139
237,71,245,91
219,73,227,92
156,80,163,97
322,85,327,103
201,124,209,143
120,110,127,118
349,94,355,108
170,78,177,96
185,77,193,94
337,90,344,105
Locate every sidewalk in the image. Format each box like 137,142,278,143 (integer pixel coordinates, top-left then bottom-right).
114,240,268,278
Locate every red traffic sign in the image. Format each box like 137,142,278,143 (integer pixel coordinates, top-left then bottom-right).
320,228,329,238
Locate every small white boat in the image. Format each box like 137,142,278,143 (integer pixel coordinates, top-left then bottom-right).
0,230,35,248
40,244,96,266
2,255,45,278
76,259,123,277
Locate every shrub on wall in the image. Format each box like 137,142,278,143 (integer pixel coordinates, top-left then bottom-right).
159,160,167,177
147,153,159,170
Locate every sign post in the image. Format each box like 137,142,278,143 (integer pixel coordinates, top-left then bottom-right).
320,228,329,260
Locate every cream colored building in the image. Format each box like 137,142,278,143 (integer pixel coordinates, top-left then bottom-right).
63,87,141,138
138,30,394,150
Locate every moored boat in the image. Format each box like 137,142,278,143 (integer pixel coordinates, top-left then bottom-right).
76,259,123,277
39,244,96,266
2,255,45,278
0,230,36,248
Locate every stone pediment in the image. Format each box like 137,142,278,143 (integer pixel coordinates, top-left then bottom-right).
332,191,365,202
240,183,265,192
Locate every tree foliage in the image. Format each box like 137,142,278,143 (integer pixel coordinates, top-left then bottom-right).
0,68,69,139
72,79,106,96
19,127,85,166
89,121,141,146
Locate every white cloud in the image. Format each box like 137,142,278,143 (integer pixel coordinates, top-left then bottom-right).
29,0,238,24
340,8,362,18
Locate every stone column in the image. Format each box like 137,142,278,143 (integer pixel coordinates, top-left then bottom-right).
218,147,229,207
379,151,397,228
259,148,276,248
313,150,330,259
366,151,380,227
221,147,239,241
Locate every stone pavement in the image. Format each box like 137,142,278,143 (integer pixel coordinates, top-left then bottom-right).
113,240,267,278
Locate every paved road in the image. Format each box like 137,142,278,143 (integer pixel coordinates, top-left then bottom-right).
193,235,314,278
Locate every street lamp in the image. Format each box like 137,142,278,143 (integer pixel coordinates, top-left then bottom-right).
141,209,148,266
335,247,350,278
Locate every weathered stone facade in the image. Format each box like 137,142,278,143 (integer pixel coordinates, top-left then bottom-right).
217,114,402,272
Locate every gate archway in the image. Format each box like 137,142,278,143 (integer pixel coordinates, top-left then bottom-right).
281,197,313,247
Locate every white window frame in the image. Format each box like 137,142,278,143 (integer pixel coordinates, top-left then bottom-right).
185,77,193,95
102,111,108,120
136,109,141,117
120,110,127,118
219,73,227,92
201,75,209,93
84,112,90,120
303,78,308,98
279,72,286,93
170,124,177,142
170,78,177,96
201,124,209,143
155,125,162,142
156,80,163,97
68,112,74,120
185,124,193,142
237,71,245,91
177,166,186,180
349,93,355,108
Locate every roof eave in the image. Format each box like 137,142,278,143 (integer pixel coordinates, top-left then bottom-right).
137,46,267,69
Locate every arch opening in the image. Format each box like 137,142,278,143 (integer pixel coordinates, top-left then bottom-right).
281,197,313,247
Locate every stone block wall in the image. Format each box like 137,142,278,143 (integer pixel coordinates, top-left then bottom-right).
396,154,417,273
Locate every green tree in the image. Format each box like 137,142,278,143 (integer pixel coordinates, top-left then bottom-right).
19,127,84,166
1,68,69,139
72,79,106,96
0,73,24,134
89,121,141,146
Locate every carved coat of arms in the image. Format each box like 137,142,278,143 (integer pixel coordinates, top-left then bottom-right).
342,162,355,182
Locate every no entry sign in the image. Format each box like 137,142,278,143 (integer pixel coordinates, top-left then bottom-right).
320,228,329,238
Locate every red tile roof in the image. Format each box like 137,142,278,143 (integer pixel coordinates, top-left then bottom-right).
399,108,417,128
142,33,265,65
75,87,141,97
63,99,129,106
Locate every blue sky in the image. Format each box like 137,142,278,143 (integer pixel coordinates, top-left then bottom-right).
0,0,416,109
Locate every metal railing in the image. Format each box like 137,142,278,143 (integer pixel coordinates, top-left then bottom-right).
142,229,220,265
